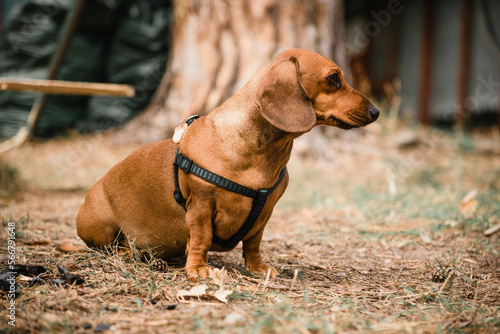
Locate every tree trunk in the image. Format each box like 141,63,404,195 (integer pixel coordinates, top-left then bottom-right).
120,0,348,144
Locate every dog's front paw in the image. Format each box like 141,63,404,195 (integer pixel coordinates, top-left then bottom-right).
186,265,211,282
246,264,279,278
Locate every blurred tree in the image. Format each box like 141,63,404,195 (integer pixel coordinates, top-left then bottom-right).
122,0,348,143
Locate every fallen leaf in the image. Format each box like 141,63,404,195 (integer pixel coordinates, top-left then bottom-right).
223,313,244,325
459,189,478,218
57,244,85,253
176,285,209,301
56,264,86,285
444,220,458,227
420,233,432,244
208,267,227,286
213,288,233,303
43,313,61,323
12,264,47,276
484,221,500,236
176,284,234,304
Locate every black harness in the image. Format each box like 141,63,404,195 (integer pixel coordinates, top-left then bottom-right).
172,116,287,250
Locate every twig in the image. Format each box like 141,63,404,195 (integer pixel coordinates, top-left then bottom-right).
290,269,298,291
438,269,455,294
262,268,271,292
484,222,500,236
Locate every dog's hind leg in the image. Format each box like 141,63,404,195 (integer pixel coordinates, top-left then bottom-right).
76,183,122,249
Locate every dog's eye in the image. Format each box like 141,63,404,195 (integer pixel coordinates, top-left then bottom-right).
326,73,340,89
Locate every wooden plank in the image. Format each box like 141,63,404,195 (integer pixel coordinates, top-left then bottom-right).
0,78,135,97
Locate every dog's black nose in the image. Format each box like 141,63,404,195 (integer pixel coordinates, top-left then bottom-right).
369,107,380,121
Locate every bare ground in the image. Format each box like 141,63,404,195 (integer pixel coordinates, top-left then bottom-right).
1,122,499,333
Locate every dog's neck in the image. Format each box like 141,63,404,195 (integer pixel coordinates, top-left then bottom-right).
209,101,298,173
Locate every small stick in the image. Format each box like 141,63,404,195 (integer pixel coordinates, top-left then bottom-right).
262,268,271,292
290,269,299,291
438,269,455,294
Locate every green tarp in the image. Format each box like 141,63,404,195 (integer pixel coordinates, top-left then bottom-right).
0,0,171,138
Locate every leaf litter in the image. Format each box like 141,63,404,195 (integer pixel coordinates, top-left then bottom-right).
1,123,499,333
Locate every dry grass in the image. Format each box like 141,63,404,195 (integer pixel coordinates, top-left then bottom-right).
1,120,499,333
0,162,21,198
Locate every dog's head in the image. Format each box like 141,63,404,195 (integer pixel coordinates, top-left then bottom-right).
257,49,379,133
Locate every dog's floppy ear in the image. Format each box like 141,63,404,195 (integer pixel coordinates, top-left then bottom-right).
257,57,316,133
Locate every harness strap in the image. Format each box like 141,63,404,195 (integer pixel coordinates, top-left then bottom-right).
174,152,260,199
173,149,286,249
212,188,270,249
173,157,186,210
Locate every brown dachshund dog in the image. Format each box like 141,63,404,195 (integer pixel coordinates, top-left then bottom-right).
76,49,379,281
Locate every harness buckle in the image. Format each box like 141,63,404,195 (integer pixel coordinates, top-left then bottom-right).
179,156,193,172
